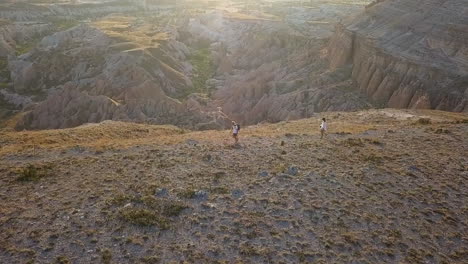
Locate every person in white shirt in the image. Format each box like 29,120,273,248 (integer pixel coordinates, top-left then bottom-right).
231,121,240,144
320,118,327,139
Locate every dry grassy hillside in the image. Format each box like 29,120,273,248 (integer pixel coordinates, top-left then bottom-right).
0,109,467,263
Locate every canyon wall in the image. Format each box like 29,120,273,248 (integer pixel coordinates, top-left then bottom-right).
188,11,371,125
328,0,468,112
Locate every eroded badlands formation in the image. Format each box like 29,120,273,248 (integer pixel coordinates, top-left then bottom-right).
328,0,468,111
0,0,466,130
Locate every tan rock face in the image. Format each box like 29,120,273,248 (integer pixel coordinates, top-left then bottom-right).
327,0,468,112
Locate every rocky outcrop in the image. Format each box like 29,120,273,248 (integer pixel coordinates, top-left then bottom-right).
328,0,468,112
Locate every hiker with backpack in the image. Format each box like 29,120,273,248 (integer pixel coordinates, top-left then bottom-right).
231,121,240,144
320,118,327,139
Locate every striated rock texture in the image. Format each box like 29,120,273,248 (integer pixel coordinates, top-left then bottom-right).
188,11,371,125
0,1,140,22
328,0,468,112
7,2,375,130
13,18,228,130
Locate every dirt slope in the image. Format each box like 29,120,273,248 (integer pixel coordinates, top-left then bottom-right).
0,109,467,263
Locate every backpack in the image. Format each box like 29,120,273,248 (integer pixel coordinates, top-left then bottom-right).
236,124,241,131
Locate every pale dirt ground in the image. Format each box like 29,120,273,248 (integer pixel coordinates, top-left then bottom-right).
0,109,467,263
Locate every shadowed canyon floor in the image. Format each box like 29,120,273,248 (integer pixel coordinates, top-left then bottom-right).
1,109,467,263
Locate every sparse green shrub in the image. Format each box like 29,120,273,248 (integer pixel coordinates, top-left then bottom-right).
177,189,197,199
182,48,215,98
0,57,10,81
163,203,187,217
213,171,226,181
47,17,79,31
140,256,160,264
363,153,383,163
342,232,361,245
211,186,229,194
107,193,132,206
15,164,51,182
435,128,450,134
116,194,187,229
365,138,382,145
273,163,287,174
417,118,431,125
239,244,262,256
55,256,71,264
101,248,112,264
15,38,42,56
119,208,169,229
141,195,187,217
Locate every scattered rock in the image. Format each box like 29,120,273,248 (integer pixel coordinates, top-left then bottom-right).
186,139,199,146
202,154,213,162
193,190,209,201
286,166,299,176
202,202,216,210
408,166,422,172
258,171,269,177
231,189,245,199
155,188,169,197
306,172,317,179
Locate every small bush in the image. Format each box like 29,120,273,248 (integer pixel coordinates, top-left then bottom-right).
417,118,431,125
119,208,169,229
55,256,70,264
343,138,364,147
107,193,132,206
140,256,160,264
163,203,187,217
15,164,51,182
101,248,112,264
177,189,197,199
365,138,382,145
363,153,383,163
142,196,187,217
211,186,229,194
435,128,450,134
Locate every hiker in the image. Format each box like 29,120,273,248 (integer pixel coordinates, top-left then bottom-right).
231,121,240,144
320,118,327,139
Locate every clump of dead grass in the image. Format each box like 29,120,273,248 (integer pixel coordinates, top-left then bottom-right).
112,193,188,229
342,138,364,147
119,208,169,228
